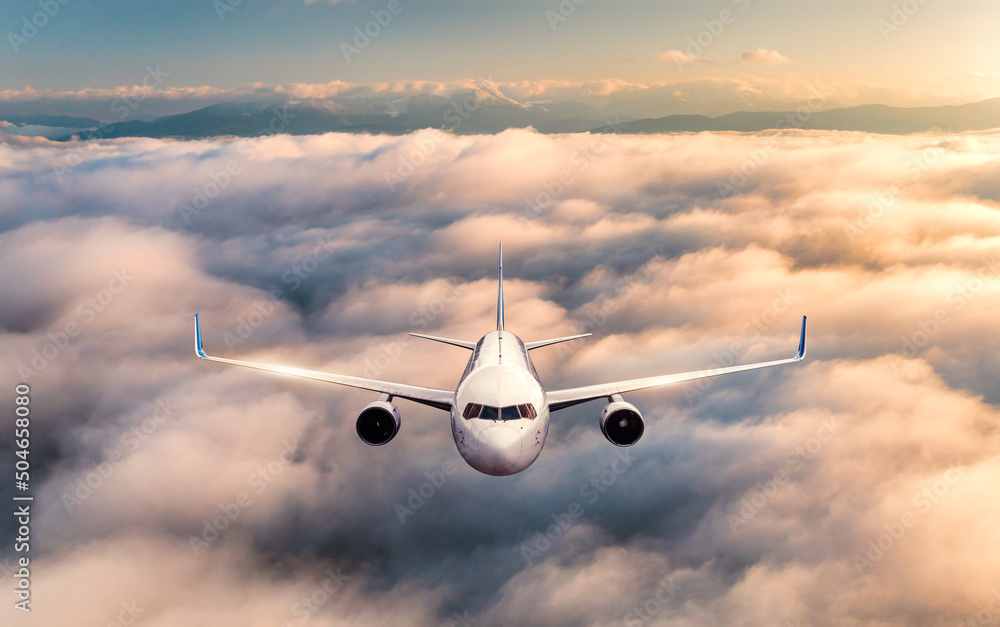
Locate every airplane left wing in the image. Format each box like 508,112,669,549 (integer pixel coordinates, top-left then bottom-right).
546,316,806,412
194,315,454,411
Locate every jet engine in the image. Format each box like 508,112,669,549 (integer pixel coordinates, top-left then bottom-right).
599,400,644,447
356,399,401,446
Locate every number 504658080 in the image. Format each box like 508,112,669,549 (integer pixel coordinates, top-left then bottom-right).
15,384,30,486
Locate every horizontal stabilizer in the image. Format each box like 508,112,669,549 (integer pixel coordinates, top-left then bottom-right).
409,333,477,350
524,333,592,351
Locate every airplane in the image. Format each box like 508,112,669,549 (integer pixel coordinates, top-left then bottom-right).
194,245,806,476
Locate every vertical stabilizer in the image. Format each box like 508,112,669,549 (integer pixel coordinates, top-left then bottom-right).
497,242,504,332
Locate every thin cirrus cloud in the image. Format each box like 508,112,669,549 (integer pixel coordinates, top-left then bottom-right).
739,48,793,65
0,127,999,626
656,50,709,66
655,48,791,68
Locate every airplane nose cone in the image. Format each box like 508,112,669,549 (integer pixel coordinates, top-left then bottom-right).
478,425,522,470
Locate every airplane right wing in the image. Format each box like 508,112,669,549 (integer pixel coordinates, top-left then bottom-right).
195,315,454,411
546,316,806,412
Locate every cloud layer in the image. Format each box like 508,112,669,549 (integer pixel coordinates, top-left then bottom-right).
1,127,1000,626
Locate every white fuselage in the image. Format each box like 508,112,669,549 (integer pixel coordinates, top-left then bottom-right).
451,331,550,476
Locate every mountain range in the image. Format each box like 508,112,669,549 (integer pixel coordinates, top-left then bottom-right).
607,98,1000,134
58,85,618,140
3,86,1000,140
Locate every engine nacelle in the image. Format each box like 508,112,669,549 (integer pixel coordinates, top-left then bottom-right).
599,400,644,447
356,400,401,446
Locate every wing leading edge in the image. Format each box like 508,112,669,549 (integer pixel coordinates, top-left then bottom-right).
194,314,454,411
546,316,807,412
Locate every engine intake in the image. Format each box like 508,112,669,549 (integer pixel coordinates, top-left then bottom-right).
356,400,401,446
599,400,644,447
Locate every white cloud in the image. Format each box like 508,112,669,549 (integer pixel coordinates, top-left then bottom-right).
1,128,999,625
656,49,707,69
740,48,792,65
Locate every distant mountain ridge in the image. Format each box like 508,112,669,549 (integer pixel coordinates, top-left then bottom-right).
598,98,1000,134
2,113,99,128
7,93,999,141
59,88,618,141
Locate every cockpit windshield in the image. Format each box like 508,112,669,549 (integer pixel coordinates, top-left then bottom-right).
462,403,537,421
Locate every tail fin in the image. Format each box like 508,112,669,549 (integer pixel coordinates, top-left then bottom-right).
497,242,504,332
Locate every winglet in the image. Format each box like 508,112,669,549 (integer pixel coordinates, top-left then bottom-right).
194,313,208,358
796,315,807,360
497,242,504,332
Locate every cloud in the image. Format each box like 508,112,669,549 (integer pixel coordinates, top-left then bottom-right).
656,50,708,69
1,127,999,626
740,49,792,65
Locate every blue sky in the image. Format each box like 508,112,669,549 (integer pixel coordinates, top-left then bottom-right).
3,0,999,103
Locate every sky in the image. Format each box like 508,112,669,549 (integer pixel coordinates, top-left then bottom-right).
2,0,1000,108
